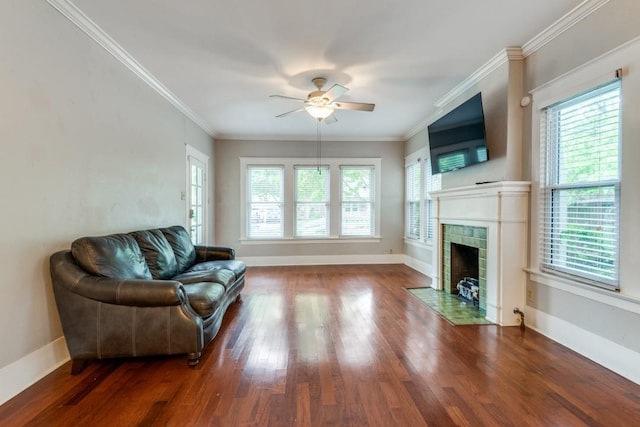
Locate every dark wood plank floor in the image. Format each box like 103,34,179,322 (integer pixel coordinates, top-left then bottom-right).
2,264,640,426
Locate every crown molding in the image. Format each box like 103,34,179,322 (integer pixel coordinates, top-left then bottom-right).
405,0,610,141
522,0,610,57
434,48,523,110
46,0,215,137
404,47,523,140
216,133,404,143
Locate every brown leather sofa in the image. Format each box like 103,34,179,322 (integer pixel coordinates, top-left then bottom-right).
49,225,245,373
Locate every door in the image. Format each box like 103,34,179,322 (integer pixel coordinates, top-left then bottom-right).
186,145,209,245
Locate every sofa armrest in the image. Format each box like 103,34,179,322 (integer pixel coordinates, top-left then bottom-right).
75,276,186,307
194,245,235,262
50,251,186,307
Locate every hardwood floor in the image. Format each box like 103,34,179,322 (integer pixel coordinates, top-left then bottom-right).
1,264,640,426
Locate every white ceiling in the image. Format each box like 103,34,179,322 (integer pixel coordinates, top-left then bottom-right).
69,0,583,141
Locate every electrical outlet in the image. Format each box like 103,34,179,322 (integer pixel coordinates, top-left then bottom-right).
527,288,534,301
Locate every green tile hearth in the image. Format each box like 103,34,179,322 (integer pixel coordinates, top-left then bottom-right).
406,288,493,326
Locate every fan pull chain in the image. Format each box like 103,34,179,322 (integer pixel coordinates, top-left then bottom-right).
317,119,322,173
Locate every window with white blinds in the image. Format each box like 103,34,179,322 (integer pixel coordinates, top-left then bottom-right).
539,79,621,289
424,161,440,242
405,162,421,239
341,166,375,236
247,166,284,239
295,166,330,237
242,158,380,241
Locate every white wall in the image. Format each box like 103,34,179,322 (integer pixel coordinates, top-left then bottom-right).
215,138,405,262
0,0,213,401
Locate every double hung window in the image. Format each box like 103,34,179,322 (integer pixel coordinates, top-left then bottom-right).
295,166,330,237
247,166,284,239
539,79,621,289
404,155,440,243
341,166,375,237
405,162,421,240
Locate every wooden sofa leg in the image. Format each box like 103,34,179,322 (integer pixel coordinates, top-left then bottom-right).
71,359,89,375
187,352,201,367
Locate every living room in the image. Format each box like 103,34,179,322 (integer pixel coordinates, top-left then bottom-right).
2,0,640,423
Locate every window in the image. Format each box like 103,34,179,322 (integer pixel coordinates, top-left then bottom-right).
241,158,380,241
404,154,441,244
247,166,284,239
341,166,375,236
540,79,621,289
424,160,440,242
405,162,421,239
295,166,329,237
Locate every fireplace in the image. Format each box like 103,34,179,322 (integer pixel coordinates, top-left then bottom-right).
443,226,487,311
432,181,530,325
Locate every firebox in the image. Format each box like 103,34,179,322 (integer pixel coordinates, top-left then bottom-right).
450,243,479,306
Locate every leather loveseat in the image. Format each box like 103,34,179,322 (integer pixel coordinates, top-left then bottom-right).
49,225,245,373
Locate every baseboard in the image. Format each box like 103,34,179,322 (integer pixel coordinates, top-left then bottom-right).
525,307,640,385
241,253,405,267
403,255,433,278
0,337,70,406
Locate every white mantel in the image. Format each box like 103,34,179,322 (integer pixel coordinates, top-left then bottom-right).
432,181,531,326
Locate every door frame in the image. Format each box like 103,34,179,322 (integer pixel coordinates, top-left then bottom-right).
186,144,210,245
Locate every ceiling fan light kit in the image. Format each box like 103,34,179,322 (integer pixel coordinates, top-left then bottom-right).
305,105,334,120
271,77,375,122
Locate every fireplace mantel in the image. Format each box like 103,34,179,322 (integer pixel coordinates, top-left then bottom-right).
431,181,531,326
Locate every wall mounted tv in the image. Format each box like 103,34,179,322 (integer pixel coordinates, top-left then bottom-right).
428,92,488,174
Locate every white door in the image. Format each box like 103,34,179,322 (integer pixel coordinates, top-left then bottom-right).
186,146,209,245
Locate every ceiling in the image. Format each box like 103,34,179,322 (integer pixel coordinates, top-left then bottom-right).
69,0,583,141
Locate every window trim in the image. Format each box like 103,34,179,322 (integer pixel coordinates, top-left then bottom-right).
539,79,621,289
532,69,622,292
240,157,381,242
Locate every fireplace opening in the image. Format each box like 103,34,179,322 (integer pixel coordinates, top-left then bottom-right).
450,243,479,307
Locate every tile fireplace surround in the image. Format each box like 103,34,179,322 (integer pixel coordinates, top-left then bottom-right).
431,181,530,326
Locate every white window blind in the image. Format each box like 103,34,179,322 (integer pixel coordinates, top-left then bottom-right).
247,166,284,238
341,166,375,236
295,166,330,237
424,161,440,242
405,162,421,239
540,79,621,289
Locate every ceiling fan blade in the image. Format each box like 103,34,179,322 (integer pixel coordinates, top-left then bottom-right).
276,108,305,118
270,94,306,101
332,101,375,112
324,114,338,125
323,84,348,103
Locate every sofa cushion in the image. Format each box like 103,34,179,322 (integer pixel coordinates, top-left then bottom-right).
71,234,152,280
185,260,247,280
131,229,179,279
160,226,196,272
173,268,236,289
182,282,225,318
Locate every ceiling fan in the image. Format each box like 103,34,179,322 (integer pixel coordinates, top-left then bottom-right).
270,77,375,123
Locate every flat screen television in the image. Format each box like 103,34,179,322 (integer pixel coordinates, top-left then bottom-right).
428,93,488,174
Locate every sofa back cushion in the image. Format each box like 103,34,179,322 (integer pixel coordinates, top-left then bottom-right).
71,233,152,280
160,226,196,272
131,229,179,279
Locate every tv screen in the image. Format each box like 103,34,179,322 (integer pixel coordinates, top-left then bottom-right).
428,93,488,174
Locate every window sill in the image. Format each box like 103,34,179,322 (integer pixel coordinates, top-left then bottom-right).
526,268,640,315
240,236,382,245
403,238,433,249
